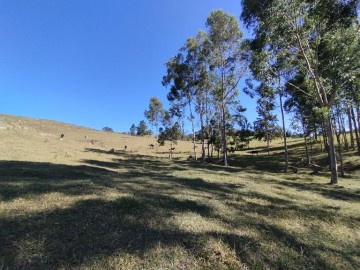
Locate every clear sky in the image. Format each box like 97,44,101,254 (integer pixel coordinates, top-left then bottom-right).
0,0,260,133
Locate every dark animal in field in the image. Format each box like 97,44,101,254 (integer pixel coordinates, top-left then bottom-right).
60,134,64,139
169,147,175,151
310,163,322,174
228,147,235,153
187,155,193,160
289,166,298,173
236,144,246,150
149,144,155,149
109,148,115,153
249,150,259,155
124,145,127,150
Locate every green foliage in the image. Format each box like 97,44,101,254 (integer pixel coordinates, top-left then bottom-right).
241,0,359,183
253,83,279,142
129,124,136,136
144,97,166,135
136,120,152,136
157,122,182,146
102,127,113,132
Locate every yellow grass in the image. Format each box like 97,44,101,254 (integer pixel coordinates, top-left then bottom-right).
0,114,359,270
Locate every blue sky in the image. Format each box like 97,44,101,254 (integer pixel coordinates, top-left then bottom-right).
0,0,261,133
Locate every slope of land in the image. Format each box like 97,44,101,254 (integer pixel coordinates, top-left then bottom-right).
0,114,359,270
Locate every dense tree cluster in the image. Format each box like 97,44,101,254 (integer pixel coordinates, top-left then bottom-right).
137,4,359,184
102,127,113,132
241,0,359,184
129,121,152,136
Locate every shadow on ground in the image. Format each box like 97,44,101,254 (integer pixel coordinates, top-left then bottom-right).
0,152,359,269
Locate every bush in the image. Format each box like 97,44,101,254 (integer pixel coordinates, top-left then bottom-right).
102,127,113,132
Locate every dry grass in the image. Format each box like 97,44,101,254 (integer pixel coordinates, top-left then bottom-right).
0,114,359,269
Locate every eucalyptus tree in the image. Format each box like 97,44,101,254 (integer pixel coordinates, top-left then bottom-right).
144,97,166,151
163,31,212,162
144,97,165,135
206,10,247,166
253,83,278,156
247,41,291,171
241,0,359,184
129,124,136,136
163,51,198,159
191,32,213,163
157,122,182,159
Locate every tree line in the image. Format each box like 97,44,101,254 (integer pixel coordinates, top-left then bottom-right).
132,1,359,184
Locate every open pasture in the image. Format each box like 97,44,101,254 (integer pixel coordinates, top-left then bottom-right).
0,115,359,269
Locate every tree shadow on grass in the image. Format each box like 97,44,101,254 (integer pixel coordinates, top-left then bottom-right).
0,196,254,269
228,154,284,172
0,161,119,201
1,156,359,269
84,147,128,156
221,191,359,269
3,194,355,270
277,180,360,202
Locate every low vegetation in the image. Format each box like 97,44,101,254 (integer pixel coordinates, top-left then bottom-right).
0,115,359,269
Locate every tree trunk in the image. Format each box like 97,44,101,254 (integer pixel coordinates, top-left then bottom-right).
356,102,360,137
265,122,270,158
334,109,345,177
302,119,310,164
188,102,197,161
347,108,355,149
326,113,338,184
207,143,210,159
155,123,159,153
338,108,349,151
350,106,360,154
199,112,206,163
279,93,289,172
321,116,328,152
321,116,330,167
221,104,228,166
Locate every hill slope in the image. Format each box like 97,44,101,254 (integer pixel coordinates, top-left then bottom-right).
0,114,193,165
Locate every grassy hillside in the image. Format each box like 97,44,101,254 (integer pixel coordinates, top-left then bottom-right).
0,114,359,269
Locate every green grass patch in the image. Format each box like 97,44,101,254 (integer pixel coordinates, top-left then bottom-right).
0,155,359,270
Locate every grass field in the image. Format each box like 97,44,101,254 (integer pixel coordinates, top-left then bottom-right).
0,114,359,269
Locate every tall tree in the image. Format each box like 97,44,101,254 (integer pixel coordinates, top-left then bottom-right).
137,120,151,136
144,97,165,135
144,97,166,151
253,83,279,156
163,31,211,162
206,10,247,166
157,122,182,159
241,0,359,184
129,124,136,136
246,41,290,172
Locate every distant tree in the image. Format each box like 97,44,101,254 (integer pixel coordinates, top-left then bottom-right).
144,97,165,136
253,83,278,156
157,122,182,159
137,120,151,136
102,127,113,132
129,124,136,136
